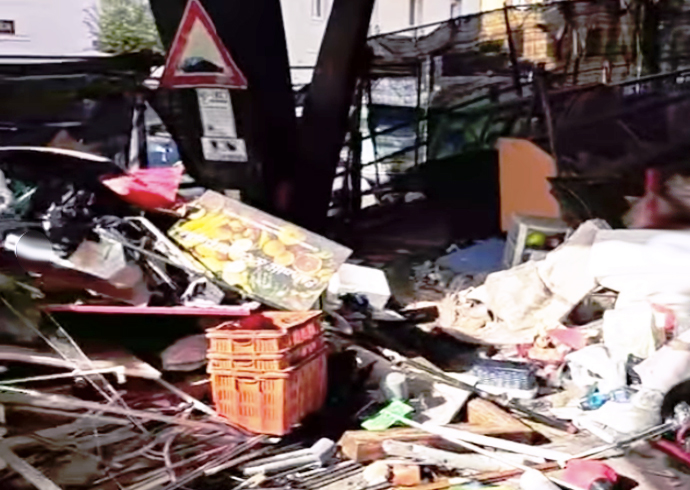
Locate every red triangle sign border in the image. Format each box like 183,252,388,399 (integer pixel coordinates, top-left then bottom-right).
160,0,248,90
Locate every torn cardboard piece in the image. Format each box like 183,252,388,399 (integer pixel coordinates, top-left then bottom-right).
477,260,573,342
536,219,609,304
440,221,606,344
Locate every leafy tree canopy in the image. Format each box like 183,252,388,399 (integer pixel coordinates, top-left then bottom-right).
94,0,162,54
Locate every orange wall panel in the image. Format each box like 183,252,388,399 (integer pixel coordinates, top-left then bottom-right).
498,138,560,231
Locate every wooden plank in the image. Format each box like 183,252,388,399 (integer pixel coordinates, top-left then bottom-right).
339,399,535,463
466,398,526,427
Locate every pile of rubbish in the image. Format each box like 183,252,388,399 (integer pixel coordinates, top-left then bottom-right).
0,146,688,490
0,147,352,490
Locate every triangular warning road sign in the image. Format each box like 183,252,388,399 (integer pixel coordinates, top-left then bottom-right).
160,0,248,89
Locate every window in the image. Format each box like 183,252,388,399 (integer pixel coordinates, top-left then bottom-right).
0,20,15,35
312,0,324,19
586,28,603,57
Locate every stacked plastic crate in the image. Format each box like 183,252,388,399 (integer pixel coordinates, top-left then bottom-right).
206,311,327,435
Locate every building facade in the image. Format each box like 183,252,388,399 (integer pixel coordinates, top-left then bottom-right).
0,0,97,56
283,0,462,85
0,0,482,79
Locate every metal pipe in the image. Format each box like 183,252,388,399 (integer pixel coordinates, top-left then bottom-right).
570,421,675,460
429,426,571,462
0,367,126,385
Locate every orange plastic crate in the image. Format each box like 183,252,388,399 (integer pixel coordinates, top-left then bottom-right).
211,350,327,435
207,336,325,372
206,311,322,356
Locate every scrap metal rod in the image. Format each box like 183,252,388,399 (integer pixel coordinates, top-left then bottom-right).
294,463,362,485
94,228,230,291
241,462,329,489
298,466,364,488
0,443,62,490
5,418,123,450
95,445,225,486
125,436,266,490
204,442,276,476
0,366,125,385
14,405,133,426
0,297,146,432
159,435,267,490
292,460,360,485
0,387,244,434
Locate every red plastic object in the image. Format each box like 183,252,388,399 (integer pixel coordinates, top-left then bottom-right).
101,166,184,210
210,349,327,435
563,460,618,489
207,336,325,372
206,311,322,355
652,439,690,467
651,421,690,467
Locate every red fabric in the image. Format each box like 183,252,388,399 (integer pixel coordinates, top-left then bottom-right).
101,166,184,210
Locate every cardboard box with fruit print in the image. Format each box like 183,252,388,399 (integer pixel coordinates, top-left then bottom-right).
168,191,352,310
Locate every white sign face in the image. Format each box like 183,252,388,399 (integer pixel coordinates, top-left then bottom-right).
197,88,237,138
201,136,247,162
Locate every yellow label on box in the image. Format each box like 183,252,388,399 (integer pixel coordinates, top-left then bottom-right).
169,191,352,310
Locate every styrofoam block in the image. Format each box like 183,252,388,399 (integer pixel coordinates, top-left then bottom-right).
328,263,391,310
